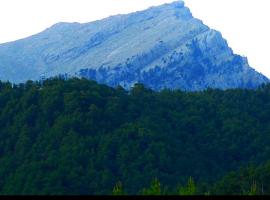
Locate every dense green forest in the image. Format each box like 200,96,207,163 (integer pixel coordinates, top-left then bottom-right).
0,78,270,195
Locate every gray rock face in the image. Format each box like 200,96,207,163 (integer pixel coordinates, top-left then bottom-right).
0,0,268,90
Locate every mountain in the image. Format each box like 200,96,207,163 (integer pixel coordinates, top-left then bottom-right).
0,1,268,90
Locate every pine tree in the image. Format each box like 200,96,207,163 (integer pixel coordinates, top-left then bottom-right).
178,177,196,195
247,181,257,196
142,178,162,195
112,181,126,195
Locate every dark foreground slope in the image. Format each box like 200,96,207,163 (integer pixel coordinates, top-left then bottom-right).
0,1,268,90
0,78,270,195
212,161,270,195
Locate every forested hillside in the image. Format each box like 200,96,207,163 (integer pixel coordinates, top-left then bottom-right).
0,78,270,195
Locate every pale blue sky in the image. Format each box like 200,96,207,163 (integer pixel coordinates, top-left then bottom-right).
0,0,270,77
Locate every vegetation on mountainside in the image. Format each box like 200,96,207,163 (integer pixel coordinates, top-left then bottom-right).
0,78,270,195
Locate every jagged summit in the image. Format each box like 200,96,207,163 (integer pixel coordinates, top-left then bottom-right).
0,1,268,90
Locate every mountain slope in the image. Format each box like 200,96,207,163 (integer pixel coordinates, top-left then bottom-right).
0,1,268,90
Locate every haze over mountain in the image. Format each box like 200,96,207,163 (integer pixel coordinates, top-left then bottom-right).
0,1,268,90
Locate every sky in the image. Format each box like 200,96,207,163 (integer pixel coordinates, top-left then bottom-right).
0,0,270,77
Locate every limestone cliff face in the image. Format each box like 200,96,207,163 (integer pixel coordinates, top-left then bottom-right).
0,1,268,90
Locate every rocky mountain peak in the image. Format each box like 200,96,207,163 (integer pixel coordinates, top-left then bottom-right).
0,1,268,90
